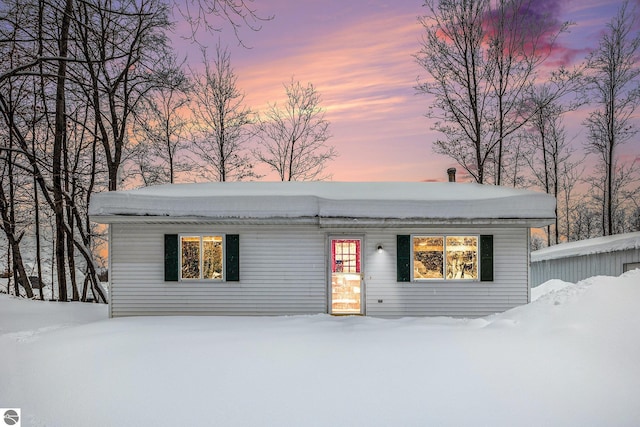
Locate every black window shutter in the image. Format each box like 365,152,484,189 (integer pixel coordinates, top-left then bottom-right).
397,235,411,282
226,234,240,282
480,235,494,282
164,234,179,282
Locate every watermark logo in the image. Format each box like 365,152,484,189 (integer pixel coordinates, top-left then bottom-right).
1,409,20,426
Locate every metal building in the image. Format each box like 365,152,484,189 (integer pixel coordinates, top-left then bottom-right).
531,232,640,286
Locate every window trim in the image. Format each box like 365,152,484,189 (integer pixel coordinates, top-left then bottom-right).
178,233,225,282
411,234,480,282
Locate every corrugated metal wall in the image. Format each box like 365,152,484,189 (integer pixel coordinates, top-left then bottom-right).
110,224,529,318
530,248,640,287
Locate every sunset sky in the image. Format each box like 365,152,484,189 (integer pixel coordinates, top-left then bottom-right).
171,0,638,182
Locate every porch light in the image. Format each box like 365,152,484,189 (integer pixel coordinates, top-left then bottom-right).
377,244,383,253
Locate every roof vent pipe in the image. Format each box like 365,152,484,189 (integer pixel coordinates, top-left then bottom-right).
447,168,456,182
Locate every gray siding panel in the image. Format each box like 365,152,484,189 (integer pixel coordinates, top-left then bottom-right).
110,224,530,318
110,224,326,317
363,228,528,318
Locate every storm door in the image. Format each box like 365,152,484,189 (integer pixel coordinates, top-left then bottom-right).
330,238,364,315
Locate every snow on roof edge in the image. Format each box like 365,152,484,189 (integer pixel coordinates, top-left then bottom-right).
531,231,640,262
88,181,556,224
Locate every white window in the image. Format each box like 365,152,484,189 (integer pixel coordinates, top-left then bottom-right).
180,235,224,280
413,235,478,281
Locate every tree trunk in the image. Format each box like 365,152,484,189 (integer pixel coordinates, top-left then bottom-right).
9,239,34,298
0,185,33,298
52,0,74,301
606,143,614,236
34,175,44,301
554,161,559,244
108,162,118,191
5,245,10,294
35,0,46,301
2,122,34,298
81,271,90,302
67,214,79,300
64,131,79,301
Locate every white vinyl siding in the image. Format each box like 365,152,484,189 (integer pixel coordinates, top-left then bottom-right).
109,224,529,318
110,224,326,317
362,228,528,318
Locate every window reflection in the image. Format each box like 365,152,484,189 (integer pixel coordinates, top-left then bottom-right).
413,236,444,279
413,236,478,280
445,236,477,280
181,235,224,280
181,236,200,279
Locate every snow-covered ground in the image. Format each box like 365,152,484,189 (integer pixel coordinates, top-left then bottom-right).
1,271,639,427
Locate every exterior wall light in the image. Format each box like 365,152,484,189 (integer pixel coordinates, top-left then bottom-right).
377,244,383,253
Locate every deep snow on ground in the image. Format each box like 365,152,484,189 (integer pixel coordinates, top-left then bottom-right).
1,271,640,427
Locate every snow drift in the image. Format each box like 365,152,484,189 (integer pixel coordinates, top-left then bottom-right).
1,269,639,426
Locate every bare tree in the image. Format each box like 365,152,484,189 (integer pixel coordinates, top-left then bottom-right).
0,0,160,302
0,0,272,304
629,206,640,232
254,78,336,181
489,132,530,188
524,91,575,245
530,233,546,251
0,0,46,299
416,0,571,184
620,167,640,231
132,55,192,185
51,0,74,301
416,0,490,183
484,0,570,185
558,160,584,242
587,160,640,235
189,45,256,182
74,0,172,191
569,200,600,241
583,0,640,236
176,0,271,46
0,140,34,299
1,0,77,300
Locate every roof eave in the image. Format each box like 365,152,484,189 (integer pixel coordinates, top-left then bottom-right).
90,214,554,228
89,214,319,225
319,216,554,228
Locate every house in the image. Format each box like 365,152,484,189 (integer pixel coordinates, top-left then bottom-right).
531,231,640,286
89,181,555,318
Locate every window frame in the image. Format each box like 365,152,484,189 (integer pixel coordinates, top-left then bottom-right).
178,233,225,282
411,234,480,282
623,262,640,273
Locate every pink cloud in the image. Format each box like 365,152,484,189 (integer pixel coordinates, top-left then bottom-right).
170,0,629,183
224,10,443,181
481,0,586,67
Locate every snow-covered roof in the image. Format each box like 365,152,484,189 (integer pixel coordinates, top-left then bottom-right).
89,181,556,226
531,231,640,262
